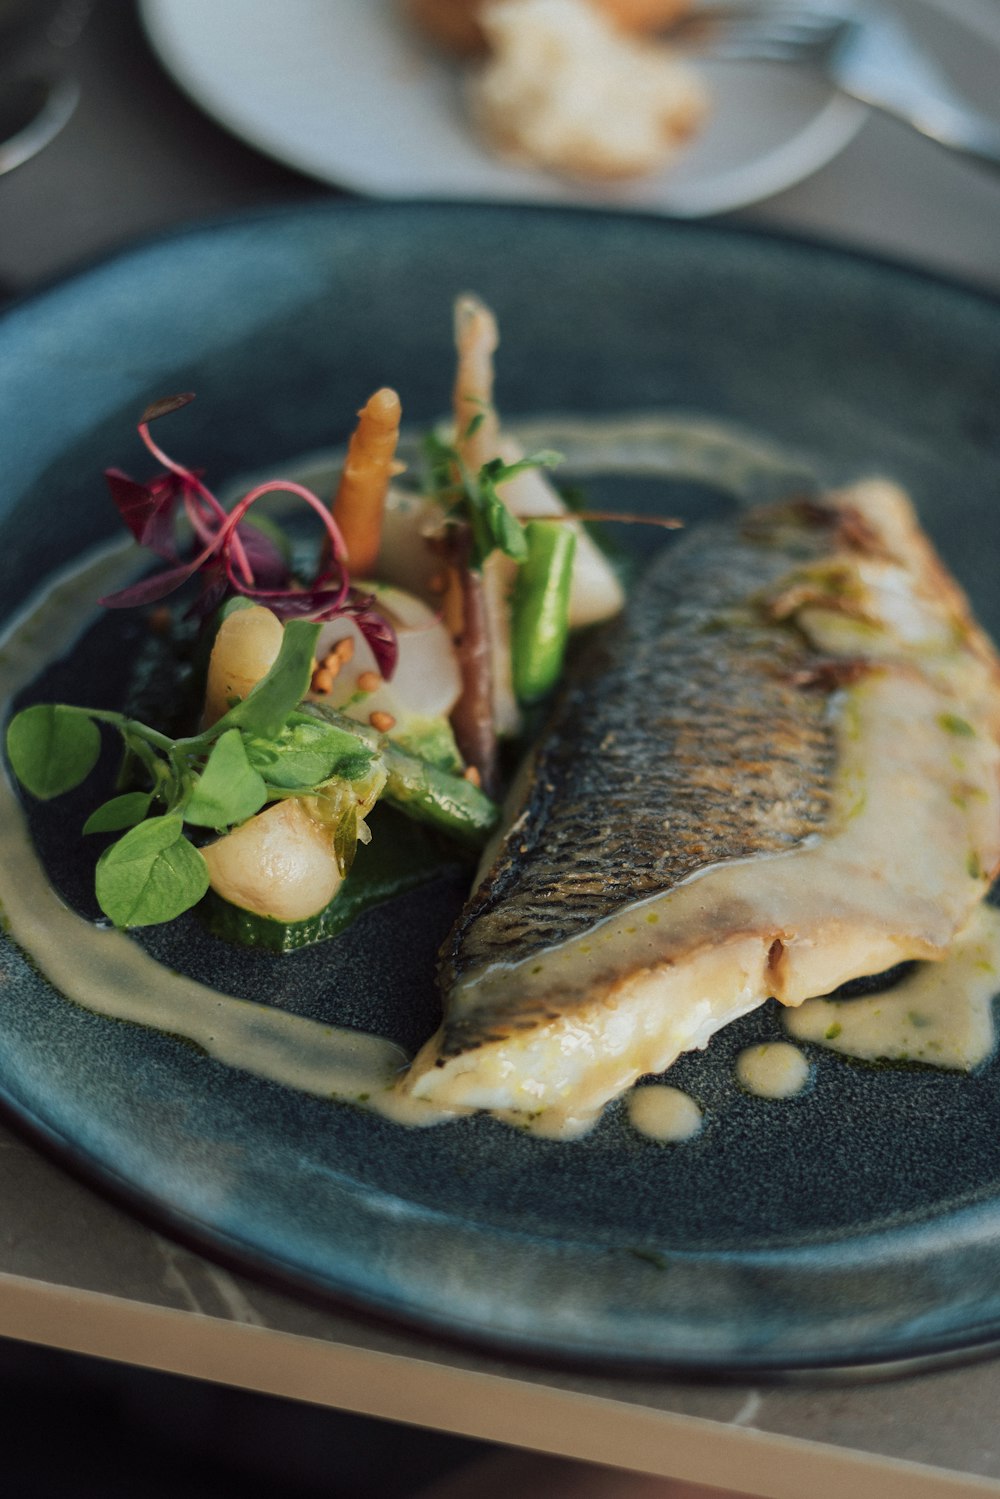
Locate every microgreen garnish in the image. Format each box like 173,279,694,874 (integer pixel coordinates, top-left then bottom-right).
183,731,268,830
423,429,561,570
99,395,398,679
3,621,395,928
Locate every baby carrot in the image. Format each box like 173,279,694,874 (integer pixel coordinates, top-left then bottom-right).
331,387,402,577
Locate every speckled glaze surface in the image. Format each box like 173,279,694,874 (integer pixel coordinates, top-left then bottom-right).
2,202,1000,1373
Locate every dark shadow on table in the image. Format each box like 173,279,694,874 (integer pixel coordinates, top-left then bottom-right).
0,1335,490,1498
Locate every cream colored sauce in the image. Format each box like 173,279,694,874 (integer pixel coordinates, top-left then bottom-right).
735,1042,810,1099
627,1084,703,1142
491,413,817,496
494,1105,599,1140
785,903,1000,1069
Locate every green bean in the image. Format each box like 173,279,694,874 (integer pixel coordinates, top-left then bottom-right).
382,743,498,847
511,519,577,705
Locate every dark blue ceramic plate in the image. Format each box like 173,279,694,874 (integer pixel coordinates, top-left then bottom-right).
3,202,1000,1374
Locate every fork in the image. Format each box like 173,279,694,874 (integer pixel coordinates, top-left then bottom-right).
673,2,1000,173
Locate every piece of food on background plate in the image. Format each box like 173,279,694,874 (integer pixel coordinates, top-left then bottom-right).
469,0,709,181
404,0,709,182
405,481,1000,1130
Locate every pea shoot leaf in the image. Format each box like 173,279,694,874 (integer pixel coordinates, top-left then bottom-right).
6,705,102,800
83,791,153,835
245,712,374,791
95,815,209,928
184,729,268,830
474,461,529,565
330,752,378,782
422,434,562,569
217,618,321,740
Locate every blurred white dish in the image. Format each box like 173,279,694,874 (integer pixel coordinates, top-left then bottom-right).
140,0,871,217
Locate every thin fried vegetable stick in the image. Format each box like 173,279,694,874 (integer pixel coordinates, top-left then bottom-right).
452,551,499,799
433,529,499,799
453,294,501,472
448,295,506,786
331,387,403,577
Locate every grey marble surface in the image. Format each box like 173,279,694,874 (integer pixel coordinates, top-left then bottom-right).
3,2,1000,1494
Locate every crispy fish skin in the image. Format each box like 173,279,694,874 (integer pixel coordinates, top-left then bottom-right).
439,506,839,1041
405,482,1000,1123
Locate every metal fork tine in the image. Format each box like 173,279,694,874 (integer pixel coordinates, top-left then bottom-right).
679,1,849,26
713,17,840,45
704,37,819,62
699,19,844,62
671,3,848,59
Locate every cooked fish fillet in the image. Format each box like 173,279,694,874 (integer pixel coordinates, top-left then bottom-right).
405,481,1000,1127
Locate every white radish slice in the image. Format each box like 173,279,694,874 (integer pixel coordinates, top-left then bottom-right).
315,584,461,725
494,437,625,628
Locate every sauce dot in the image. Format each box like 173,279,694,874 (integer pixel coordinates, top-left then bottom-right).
735,1042,810,1099
628,1085,703,1142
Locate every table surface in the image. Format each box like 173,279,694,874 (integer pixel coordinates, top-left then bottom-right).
3,3,1000,1495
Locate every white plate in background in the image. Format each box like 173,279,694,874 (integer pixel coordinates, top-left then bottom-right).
139,0,874,217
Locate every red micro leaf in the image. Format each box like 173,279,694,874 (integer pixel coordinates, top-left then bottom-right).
101,400,398,678
232,520,290,591
141,392,196,425
342,593,399,680
187,568,229,622
104,469,182,561
99,546,218,609
239,584,347,620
